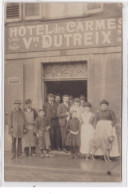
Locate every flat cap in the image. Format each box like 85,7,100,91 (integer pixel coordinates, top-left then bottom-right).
25,99,32,104
100,99,109,106
14,100,22,104
47,93,55,98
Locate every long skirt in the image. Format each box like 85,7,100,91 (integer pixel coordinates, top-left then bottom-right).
94,120,120,157
80,123,94,154
65,132,80,147
23,126,37,148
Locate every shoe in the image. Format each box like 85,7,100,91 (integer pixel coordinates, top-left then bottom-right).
74,154,78,159
17,155,23,159
23,153,29,157
47,153,55,158
11,155,16,159
63,148,68,153
40,153,45,158
57,148,61,151
32,153,36,157
69,155,74,160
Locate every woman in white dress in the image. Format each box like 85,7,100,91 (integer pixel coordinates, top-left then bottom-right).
80,102,94,156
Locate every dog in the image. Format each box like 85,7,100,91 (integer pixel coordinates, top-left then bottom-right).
86,135,115,162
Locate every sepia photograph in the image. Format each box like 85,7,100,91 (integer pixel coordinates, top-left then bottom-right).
4,1,122,183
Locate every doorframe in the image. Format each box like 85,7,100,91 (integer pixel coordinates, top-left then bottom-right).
41,55,90,104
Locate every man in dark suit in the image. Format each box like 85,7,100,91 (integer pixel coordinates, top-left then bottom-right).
55,94,61,105
57,95,70,153
55,94,62,150
44,93,61,151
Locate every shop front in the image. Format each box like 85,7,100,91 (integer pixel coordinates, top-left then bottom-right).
5,16,122,124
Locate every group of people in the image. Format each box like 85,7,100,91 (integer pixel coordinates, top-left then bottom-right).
8,93,120,160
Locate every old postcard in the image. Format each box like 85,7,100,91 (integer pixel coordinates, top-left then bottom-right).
4,2,123,183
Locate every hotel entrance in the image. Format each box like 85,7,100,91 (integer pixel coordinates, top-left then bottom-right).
45,80,87,101
42,61,88,102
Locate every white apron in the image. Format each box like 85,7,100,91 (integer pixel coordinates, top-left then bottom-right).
94,120,120,157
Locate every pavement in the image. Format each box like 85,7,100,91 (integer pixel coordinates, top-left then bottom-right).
4,151,121,182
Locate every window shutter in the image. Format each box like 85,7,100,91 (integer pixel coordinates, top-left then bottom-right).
5,3,21,22
6,3,19,19
23,3,42,20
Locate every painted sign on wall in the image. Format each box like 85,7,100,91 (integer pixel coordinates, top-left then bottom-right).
5,17,122,53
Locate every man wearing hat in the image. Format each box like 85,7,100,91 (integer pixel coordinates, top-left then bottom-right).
55,94,61,106
54,94,62,150
9,100,26,159
44,93,61,150
57,95,70,152
24,99,38,157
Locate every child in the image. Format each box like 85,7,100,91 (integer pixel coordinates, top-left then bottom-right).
70,98,82,122
36,109,54,158
65,111,81,159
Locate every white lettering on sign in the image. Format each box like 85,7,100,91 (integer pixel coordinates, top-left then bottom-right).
6,17,121,52
107,18,116,30
95,20,105,30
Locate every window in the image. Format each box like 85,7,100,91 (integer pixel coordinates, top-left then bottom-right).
5,3,22,22
23,3,42,20
85,3,103,14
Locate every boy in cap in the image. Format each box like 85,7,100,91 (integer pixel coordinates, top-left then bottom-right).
9,100,26,159
36,109,54,158
24,99,38,157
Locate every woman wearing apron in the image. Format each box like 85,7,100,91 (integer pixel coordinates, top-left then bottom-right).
93,99,120,157
24,99,38,157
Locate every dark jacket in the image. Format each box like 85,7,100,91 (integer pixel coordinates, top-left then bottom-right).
36,116,49,132
24,108,38,121
43,102,58,122
57,103,70,127
9,108,26,138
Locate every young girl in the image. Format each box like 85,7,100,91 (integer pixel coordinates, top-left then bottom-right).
65,111,81,159
80,102,94,157
36,109,54,158
70,98,82,122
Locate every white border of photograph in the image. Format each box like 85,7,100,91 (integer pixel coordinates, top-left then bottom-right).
0,0,128,188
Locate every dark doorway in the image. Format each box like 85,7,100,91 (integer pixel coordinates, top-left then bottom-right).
45,80,87,100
